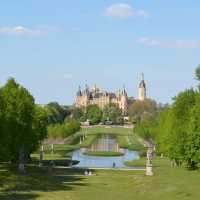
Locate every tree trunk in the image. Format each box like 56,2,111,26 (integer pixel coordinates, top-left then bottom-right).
18,146,26,174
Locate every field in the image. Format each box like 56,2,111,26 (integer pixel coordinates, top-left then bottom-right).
1,158,200,200
2,127,198,199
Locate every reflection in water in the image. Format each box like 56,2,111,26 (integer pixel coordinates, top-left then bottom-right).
90,135,119,152
71,135,140,168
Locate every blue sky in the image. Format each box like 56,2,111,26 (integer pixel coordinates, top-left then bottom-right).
0,0,200,105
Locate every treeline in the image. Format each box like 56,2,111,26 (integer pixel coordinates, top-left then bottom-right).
135,66,200,169
48,119,80,138
44,102,71,124
71,103,124,125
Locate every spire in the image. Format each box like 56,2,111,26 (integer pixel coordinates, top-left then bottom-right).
139,73,146,88
76,85,82,96
138,73,147,101
141,73,144,81
84,84,90,96
122,85,127,96
92,84,97,93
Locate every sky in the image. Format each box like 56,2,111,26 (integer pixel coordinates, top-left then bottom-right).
0,0,200,105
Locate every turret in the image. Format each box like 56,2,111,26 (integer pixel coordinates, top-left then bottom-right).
83,84,90,96
76,86,82,96
121,86,128,115
138,73,146,101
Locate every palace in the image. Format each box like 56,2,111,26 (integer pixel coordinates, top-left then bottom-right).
75,74,146,115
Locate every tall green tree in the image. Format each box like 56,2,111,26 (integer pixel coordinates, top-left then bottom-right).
195,64,200,81
48,118,80,138
0,79,35,162
102,103,123,124
44,102,71,124
129,99,158,122
86,105,102,125
157,89,196,166
0,78,48,172
31,105,48,153
71,107,85,122
184,93,200,169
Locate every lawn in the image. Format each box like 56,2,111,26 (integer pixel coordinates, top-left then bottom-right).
81,126,133,136
1,158,200,200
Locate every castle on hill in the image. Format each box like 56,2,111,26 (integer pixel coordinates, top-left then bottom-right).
75,74,146,115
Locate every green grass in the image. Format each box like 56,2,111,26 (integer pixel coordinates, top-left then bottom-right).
84,151,124,157
81,126,133,136
31,144,80,167
124,157,146,167
1,158,200,200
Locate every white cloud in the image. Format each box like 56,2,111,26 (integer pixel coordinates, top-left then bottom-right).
137,37,200,49
104,3,148,19
0,26,45,36
105,3,133,19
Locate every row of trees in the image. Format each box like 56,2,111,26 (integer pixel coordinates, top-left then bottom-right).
44,102,71,124
71,103,123,125
48,118,81,138
134,66,200,169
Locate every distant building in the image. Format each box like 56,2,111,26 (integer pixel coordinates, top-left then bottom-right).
75,74,147,115
138,73,146,101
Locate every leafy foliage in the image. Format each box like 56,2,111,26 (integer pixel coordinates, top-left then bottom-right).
102,103,123,124
0,78,48,162
48,119,81,138
129,99,159,123
135,66,200,169
86,105,102,125
44,102,71,124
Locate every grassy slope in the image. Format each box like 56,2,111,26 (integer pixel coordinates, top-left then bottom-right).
1,158,200,200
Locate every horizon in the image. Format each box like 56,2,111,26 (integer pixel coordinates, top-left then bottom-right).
0,0,200,105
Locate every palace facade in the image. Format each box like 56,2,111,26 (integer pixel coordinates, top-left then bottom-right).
75,75,146,115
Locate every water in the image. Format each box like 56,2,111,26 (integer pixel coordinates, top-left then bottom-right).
71,135,140,168
90,135,119,152
71,148,140,168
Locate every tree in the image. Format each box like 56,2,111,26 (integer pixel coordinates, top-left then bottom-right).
195,65,200,91
86,105,102,125
157,89,196,166
48,119,81,138
0,78,48,173
134,116,158,142
44,102,71,124
71,107,85,122
31,105,48,154
195,65,200,81
102,103,123,124
184,93,200,169
0,78,35,172
0,90,7,161
129,99,158,122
